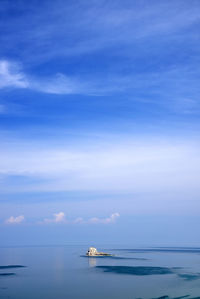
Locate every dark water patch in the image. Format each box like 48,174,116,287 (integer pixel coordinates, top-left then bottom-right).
171,296,190,299
0,265,25,269
149,296,200,299
109,256,147,261
81,255,147,260
151,295,190,299
177,296,191,299
178,273,200,281
0,265,26,278
110,248,200,254
0,273,15,276
96,266,173,276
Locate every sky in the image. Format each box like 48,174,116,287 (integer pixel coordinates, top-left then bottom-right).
0,0,200,247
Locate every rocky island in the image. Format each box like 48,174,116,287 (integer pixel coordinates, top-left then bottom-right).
86,247,112,256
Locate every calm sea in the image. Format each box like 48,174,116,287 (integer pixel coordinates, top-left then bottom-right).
0,245,200,299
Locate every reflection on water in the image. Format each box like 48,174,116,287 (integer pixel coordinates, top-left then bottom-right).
88,257,97,267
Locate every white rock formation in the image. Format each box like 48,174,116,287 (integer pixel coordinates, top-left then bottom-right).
86,247,111,256
86,247,98,256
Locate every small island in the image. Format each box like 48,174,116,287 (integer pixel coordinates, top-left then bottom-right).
86,247,112,256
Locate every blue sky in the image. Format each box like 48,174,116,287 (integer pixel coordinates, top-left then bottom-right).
0,0,200,246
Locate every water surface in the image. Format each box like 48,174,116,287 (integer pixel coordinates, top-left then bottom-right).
0,246,200,299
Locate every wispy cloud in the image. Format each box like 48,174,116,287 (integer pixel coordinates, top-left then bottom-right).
0,59,114,95
0,136,200,194
0,59,200,111
0,60,28,89
0,1,200,100
5,215,25,224
1,1,199,62
42,212,66,224
0,59,128,95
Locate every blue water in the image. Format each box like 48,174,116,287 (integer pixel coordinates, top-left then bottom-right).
0,245,200,299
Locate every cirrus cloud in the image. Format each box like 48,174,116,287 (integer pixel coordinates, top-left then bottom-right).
0,60,28,89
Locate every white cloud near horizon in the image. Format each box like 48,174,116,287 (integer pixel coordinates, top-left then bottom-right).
39,212,119,225
5,215,25,224
88,212,120,224
42,212,66,224
73,213,120,224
